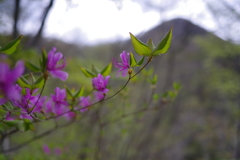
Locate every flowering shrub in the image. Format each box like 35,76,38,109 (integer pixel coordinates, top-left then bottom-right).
0,28,181,157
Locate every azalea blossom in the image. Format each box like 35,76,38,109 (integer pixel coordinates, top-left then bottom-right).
50,87,69,115
94,91,105,101
79,96,90,112
43,145,51,155
47,47,68,81
112,51,130,77
92,74,110,93
0,61,24,105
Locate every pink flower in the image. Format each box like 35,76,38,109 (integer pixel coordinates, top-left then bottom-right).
47,47,68,81
0,61,24,105
112,51,130,77
92,74,110,93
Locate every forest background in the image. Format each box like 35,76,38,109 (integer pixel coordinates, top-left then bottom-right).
0,0,240,160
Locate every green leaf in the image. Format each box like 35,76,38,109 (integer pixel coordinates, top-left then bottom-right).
65,86,74,97
25,61,41,72
41,48,48,71
136,56,145,66
3,120,19,127
152,27,173,56
129,32,152,56
17,76,31,88
0,35,23,54
18,119,34,132
173,82,182,90
74,86,84,97
92,65,100,74
33,76,44,88
130,52,137,67
101,63,112,76
81,67,96,78
147,38,155,50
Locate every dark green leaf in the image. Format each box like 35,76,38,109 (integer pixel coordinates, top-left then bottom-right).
74,86,84,97
0,35,23,54
65,86,74,97
33,76,44,88
41,48,48,71
25,61,41,72
129,32,152,56
136,56,145,66
92,65,100,74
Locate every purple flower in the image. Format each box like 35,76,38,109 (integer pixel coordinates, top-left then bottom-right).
54,148,62,155
92,74,110,93
47,47,68,81
43,144,51,155
112,51,130,77
51,87,69,115
79,96,90,112
0,61,24,105
94,91,105,101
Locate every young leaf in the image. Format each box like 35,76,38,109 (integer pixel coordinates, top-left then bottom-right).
41,48,48,71
129,32,152,56
0,35,23,54
147,38,155,50
130,52,137,67
33,76,44,88
17,76,31,88
152,27,173,56
65,86,74,97
101,63,112,76
92,65,100,74
74,86,84,97
3,120,19,127
25,61,41,72
81,67,96,78
136,56,145,66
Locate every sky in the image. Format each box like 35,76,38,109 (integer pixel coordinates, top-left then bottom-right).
41,0,217,45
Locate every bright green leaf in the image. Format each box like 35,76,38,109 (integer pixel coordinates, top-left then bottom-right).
81,67,96,78
130,52,137,67
152,27,173,55
101,63,112,76
129,32,152,56
147,38,155,50
0,35,23,54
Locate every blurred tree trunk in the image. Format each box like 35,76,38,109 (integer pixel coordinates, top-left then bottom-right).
30,0,54,46
12,0,20,38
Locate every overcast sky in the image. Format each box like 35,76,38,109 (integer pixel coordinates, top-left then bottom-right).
38,0,217,45
0,0,226,45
